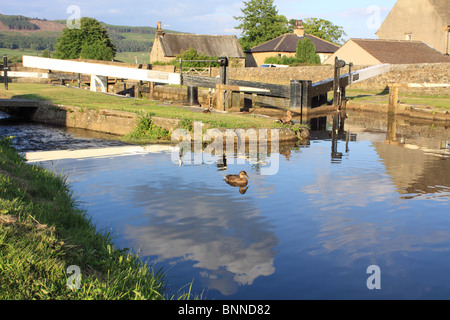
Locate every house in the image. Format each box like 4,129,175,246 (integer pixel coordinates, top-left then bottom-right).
150,22,245,67
245,20,340,67
323,38,450,65
376,0,450,55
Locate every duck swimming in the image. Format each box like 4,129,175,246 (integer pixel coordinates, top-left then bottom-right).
225,171,249,187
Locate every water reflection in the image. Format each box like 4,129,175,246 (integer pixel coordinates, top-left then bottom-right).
124,178,278,296
374,112,450,200
12,109,450,299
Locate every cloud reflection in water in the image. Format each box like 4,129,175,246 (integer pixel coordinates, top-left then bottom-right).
122,177,278,295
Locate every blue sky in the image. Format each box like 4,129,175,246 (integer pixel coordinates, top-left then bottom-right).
1,0,397,40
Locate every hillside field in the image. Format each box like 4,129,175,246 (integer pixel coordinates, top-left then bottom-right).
0,13,169,64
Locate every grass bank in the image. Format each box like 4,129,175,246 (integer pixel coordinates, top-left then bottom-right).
1,83,286,130
0,137,193,299
346,88,450,110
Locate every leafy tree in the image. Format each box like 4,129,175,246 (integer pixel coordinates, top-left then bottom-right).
289,18,347,45
54,17,116,60
264,37,321,65
296,37,321,64
234,0,289,51
80,41,115,60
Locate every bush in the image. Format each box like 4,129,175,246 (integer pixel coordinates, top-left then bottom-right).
126,113,171,141
264,37,321,66
296,37,321,64
264,55,301,65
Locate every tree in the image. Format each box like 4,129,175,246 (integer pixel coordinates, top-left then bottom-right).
296,37,321,64
264,37,321,66
289,18,347,45
54,17,116,60
80,42,115,60
234,0,289,51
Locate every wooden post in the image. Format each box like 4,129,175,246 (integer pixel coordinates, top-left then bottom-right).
149,82,154,100
218,58,228,85
388,83,399,114
340,86,346,111
289,80,302,110
301,80,312,111
187,86,199,106
244,94,252,110
3,55,8,90
333,57,340,107
216,84,225,111
231,91,241,109
135,84,140,98
179,58,183,85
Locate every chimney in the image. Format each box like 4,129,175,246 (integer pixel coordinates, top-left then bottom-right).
293,19,305,37
156,21,164,36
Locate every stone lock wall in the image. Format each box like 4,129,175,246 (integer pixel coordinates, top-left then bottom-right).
223,63,450,95
147,63,449,107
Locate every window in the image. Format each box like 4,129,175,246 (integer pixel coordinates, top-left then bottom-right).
405,33,412,41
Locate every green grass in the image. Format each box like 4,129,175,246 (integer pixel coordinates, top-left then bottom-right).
115,51,150,64
346,88,450,109
0,137,199,299
124,113,172,143
2,83,286,130
0,48,44,63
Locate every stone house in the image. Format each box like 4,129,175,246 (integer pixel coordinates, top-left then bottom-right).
149,22,245,67
244,20,340,67
376,0,450,55
323,38,450,65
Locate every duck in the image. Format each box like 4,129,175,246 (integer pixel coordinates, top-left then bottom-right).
277,110,293,125
224,171,249,187
203,107,211,114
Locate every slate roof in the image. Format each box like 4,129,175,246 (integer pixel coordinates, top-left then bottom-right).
159,33,245,58
247,34,340,54
351,39,450,64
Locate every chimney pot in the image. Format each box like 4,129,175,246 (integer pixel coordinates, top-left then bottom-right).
156,21,164,36
293,19,305,37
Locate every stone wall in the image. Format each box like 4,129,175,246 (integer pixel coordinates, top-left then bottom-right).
221,63,450,95
353,63,450,94
147,63,449,108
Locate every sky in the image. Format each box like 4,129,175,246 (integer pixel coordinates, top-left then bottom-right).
1,0,398,41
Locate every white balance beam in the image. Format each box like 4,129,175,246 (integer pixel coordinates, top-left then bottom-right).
22,56,181,85
351,64,391,84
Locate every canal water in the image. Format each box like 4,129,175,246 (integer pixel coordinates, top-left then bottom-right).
2,110,450,300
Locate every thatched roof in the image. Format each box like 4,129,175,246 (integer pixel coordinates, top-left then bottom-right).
159,33,245,58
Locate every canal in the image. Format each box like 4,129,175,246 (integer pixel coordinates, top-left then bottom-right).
2,110,450,299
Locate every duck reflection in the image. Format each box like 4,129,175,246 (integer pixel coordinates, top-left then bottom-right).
238,186,249,194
